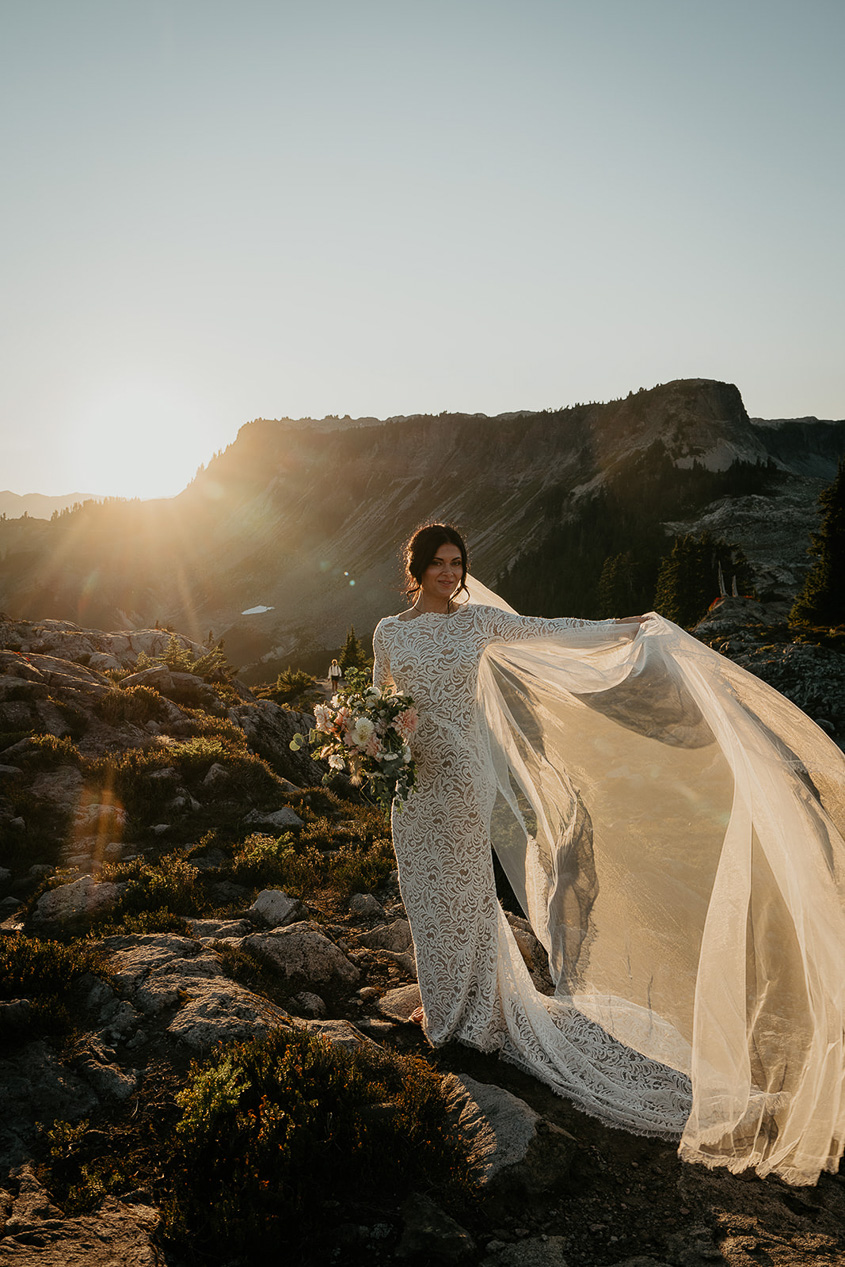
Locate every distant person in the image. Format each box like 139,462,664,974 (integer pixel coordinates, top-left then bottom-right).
328,658,342,690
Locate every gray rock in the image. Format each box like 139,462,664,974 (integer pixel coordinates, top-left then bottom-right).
242,805,304,830
349,892,386,918
442,1074,577,1195
482,1236,570,1267
202,761,231,787
304,1019,375,1050
74,801,128,832
30,875,122,927
76,1056,138,1102
243,922,360,991
121,664,173,691
186,916,252,940
0,1165,161,1266
376,983,422,1021
249,887,306,927
665,1228,724,1266
291,991,327,1018
358,918,413,952
132,950,226,1015
0,1000,33,1037
29,765,84,812
102,933,200,990
396,1192,476,1262
382,949,417,976
167,978,290,1051
87,651,122,672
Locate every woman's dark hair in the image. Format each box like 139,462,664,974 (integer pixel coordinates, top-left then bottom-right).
403,523,469,604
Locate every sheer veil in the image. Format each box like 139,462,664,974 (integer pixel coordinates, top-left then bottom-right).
464,575,845,1185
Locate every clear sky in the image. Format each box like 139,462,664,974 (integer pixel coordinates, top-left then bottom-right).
2,0,843,498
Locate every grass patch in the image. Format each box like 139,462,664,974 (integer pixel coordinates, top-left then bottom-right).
165,1028,474,1262
88,738,287,831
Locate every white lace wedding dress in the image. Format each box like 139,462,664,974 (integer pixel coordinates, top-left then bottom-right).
373,583,845,1186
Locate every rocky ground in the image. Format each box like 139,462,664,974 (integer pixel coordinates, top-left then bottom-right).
1,613,844,1267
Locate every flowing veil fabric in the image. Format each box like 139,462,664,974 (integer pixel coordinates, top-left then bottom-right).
464,576,845,1185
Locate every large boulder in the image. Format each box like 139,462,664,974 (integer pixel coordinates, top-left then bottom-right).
442,1074,578,1197
30,876,122,929
249,888,306,928
242,922,360,992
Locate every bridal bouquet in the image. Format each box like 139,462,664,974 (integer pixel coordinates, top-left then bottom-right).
290,685,418,813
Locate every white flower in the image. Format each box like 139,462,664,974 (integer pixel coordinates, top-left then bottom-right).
328,753,346,771
314,704,333,731
350,716,375,747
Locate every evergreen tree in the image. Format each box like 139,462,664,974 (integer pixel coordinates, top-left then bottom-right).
339,626,368,673
654,531,752,628
597,552,638,617
790,460,845,628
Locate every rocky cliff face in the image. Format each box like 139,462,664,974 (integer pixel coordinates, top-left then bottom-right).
1,380,843,675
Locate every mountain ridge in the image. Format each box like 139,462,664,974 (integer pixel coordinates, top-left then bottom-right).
1,379,843,676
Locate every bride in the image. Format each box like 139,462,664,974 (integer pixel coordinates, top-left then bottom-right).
372,522,845,1187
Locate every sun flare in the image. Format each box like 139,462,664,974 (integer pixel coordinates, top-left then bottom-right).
65,377,216,500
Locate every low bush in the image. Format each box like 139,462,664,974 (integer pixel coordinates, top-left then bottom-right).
41,1120,130,1214
0,937,107,1039
96,685,166,727
89,738,285,828
255,666,320,709
230,832,326,894
97,853,204,930
165,1029,474,1261
18,734,83,769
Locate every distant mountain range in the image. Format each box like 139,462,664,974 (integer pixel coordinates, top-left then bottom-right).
0,491,101,519
1,379,843,679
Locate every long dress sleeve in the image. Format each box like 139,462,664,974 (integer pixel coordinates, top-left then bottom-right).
372,620,394,690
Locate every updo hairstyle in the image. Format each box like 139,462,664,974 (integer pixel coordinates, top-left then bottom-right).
403,523,469,605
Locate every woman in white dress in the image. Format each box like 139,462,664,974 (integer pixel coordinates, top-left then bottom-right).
372,523,845,1186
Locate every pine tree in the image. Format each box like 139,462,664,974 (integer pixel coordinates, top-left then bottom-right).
339,626,368,673
654,532,752,628
597,552,637,617
790,460,845,628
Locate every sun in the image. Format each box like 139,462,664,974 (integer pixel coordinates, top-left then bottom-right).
64,376,219,500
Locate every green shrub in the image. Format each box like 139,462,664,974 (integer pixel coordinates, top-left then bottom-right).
96,685,165,726
166,1029,473,1260
18,734,83,769
255,666,320,708
90,738,285,828
98,853,204,928
41,1119,130,1214
137,634,235,683
331,836,395,897
230,832,326,895
0,937,107,1039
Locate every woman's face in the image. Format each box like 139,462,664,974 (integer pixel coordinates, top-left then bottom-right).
420,542,464,605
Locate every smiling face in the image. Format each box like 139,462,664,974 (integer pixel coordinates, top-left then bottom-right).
420,543,465,607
